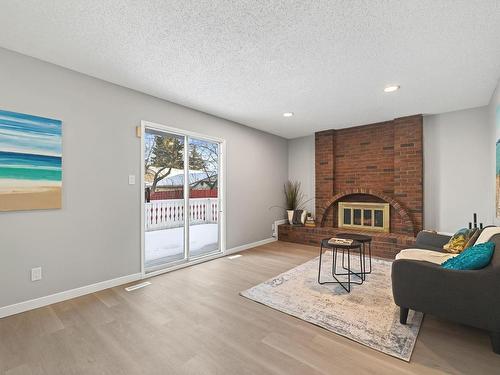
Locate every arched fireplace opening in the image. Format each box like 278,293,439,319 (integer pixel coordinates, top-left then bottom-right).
319,189,416,236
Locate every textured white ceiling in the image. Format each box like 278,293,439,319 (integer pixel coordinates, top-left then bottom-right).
0,1,499,138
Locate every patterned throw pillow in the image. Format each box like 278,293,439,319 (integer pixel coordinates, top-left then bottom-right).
443,228,478,254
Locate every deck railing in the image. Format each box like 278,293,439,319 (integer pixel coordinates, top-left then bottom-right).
145,198,218,231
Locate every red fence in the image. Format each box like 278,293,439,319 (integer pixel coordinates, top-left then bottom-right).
150,189,218,200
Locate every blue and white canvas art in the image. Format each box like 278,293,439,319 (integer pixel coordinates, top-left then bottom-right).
0,109,62,211
497,106,500,217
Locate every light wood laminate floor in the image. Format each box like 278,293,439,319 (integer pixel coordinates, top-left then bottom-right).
1,241,499,375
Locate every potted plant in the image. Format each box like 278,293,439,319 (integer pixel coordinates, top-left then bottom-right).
283,180,310,225
269,180,313,225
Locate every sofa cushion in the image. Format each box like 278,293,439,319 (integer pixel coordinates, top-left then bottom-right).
415,231,451,251
441,242,495,270
395,248,458,265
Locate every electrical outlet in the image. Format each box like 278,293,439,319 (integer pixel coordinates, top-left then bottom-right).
128,175,136,185
31,267,42,282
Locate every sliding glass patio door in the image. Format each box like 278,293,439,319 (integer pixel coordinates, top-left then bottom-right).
143,124,223,273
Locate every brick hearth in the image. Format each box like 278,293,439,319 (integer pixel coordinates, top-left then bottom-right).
278,225,416,259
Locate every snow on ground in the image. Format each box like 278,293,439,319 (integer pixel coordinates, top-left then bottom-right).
145,224,219,264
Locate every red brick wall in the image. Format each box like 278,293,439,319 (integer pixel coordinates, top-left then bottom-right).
334,121,395,194
278,224,416,259
393,116,424,233
315,115,423,235
315,130,335,226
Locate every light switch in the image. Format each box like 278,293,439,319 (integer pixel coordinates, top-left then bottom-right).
128,175,136,185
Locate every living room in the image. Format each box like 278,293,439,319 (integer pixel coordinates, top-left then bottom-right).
1,1,500,374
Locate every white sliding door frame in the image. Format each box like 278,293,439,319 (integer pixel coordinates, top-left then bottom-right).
140,120,226,278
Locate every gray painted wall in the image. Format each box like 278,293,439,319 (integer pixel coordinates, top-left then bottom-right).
0,48,288,308
424,107,493,233
287,135,315,215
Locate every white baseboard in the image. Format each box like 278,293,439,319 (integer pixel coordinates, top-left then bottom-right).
0,272,142,319
0,237,277,319
143,237,277,279
225,237,277,255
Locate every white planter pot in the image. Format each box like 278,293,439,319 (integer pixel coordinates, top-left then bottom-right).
287,210,308,225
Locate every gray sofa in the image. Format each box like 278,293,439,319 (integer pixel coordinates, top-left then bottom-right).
392,230,500,354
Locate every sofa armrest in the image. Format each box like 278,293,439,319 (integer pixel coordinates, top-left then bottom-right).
414,231,451,251
392,259,499,331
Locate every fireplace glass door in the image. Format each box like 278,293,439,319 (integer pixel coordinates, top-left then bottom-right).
338,202,390,232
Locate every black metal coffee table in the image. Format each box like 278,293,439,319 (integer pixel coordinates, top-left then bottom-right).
318,238,364,293
336,233,373,280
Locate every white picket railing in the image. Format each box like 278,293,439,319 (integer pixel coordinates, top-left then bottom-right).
145,198,219,231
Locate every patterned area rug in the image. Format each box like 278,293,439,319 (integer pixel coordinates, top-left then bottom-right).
240,252,423,361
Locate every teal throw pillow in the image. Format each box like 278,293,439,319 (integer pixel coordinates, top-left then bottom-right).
441,242,495,270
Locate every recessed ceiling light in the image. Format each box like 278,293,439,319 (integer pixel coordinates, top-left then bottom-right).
384,85,400,93
283,112,294,117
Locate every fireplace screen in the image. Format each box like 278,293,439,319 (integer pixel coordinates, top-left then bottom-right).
338,202,390,232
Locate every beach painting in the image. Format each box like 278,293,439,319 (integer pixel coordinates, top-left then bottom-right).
0,109,62,211
497,105,500,217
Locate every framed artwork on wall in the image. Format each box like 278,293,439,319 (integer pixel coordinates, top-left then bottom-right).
497,106,500,218
0,109,62,211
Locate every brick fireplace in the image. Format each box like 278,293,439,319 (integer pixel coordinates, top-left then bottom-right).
278,115,423,259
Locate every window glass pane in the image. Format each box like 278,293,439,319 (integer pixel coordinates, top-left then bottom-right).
188,138,220,257
353,209,361,225
343,208,351,225
363,210,372,226
374,210,384,227
144,130,185,269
